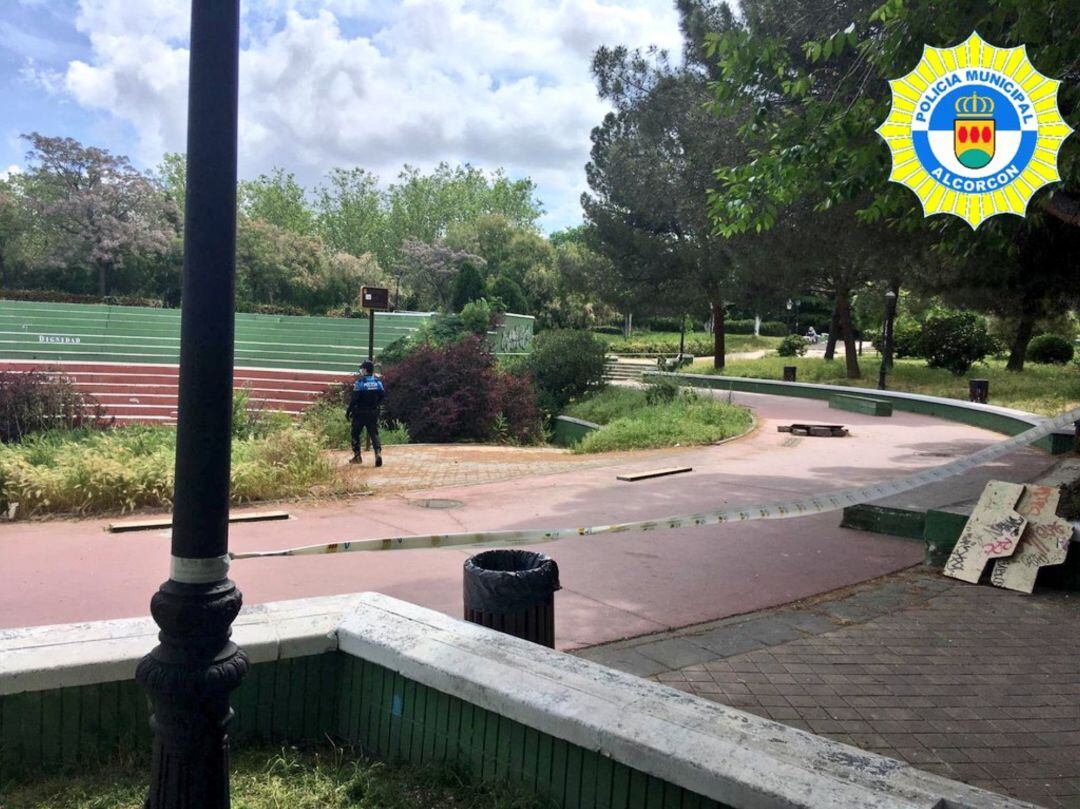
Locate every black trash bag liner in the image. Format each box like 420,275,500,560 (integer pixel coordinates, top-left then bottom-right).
463,550,561,614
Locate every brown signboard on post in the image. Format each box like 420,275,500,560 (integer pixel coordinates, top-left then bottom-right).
361,286,390,310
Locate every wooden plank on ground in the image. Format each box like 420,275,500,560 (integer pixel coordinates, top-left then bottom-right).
106,510,289,533
616,466,692,482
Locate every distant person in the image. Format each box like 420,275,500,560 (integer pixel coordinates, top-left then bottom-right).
806,326,818,344
346,360,385,466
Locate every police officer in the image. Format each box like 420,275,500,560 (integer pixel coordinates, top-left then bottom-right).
346,360,385,466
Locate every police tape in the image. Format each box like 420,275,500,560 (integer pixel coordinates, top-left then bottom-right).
230,406,1080,561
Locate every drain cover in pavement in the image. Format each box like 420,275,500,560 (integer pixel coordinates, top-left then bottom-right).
411,498,464,509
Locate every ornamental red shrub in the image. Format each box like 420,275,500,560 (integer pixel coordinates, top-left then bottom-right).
383,337,487,442
491,368,543,443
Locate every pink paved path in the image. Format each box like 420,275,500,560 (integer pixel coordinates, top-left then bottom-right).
0,393,1055,650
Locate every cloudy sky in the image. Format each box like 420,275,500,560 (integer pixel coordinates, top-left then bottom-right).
0,0,684,232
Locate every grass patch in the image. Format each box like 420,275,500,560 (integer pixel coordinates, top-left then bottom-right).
0,423,342,518
572,389,752,453
599,331,781,356
563,387,646,425
0,744,551,809
697,355,1080,416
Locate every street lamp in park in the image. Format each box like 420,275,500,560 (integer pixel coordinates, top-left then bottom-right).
135,3,247,808
877,289,898,391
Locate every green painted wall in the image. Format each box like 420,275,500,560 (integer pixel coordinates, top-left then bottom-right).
0,300,533,372
551,416,600,447
334,654,730,809
0,652,728,808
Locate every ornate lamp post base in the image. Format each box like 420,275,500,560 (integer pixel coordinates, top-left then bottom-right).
137,579,249,809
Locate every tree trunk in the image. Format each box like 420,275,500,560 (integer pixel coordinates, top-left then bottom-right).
824,299,840,361
836,291,861,379
623,311,632,340
1006,308,1037,372
97,261,110,297
711,301,725,370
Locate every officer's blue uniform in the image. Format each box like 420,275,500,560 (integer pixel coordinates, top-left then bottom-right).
346,373,385,462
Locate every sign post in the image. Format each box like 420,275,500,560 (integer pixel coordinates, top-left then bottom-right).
361,286,390,362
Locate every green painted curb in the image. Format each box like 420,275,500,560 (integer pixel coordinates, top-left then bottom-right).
829,394,893,417
840,504,925,539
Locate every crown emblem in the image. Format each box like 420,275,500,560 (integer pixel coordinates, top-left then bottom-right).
955,91,995,118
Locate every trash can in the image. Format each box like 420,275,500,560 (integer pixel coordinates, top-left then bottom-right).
463,550,560,648
969,379,989,403
783,366,797,382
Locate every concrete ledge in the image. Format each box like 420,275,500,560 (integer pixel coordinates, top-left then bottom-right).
647,372,1075,454
340,593,1035,809
0,594,359,696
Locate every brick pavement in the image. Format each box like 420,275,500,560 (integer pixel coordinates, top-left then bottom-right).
576,568,1080,808
333,443,675,495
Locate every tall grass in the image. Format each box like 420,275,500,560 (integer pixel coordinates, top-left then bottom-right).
569,388,752,453
0,424,338,518
301,400,411,450
702,355,1080,416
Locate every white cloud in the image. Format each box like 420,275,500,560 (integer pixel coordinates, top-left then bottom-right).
1,164,22,181
58,0,682,230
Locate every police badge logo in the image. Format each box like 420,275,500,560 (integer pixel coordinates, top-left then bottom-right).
876,32,1072,228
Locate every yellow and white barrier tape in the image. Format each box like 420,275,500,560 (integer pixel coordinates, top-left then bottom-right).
231,407,1080,561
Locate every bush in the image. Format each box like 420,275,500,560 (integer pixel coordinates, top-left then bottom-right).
0,289,163,307
451,263,486,312
1027,334,1075,365
236,302,307,316
892,317,924,358
920,312,997,375
0,371,111,443
459,298,495,335
488,274,529,315
379,336,417,367
776,335,807,357
869,316,924,359
489,371,544,444
527,330,607,415
643,316,702,332
382,336,540,443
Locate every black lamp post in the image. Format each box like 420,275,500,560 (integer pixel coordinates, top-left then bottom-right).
135,3,247,808
877,289,898,391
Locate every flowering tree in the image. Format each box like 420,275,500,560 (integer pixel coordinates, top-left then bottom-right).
395,238,485,311
20,133,178,296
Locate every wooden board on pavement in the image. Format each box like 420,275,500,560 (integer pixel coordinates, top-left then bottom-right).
107,510,290,533
617,466,693,482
